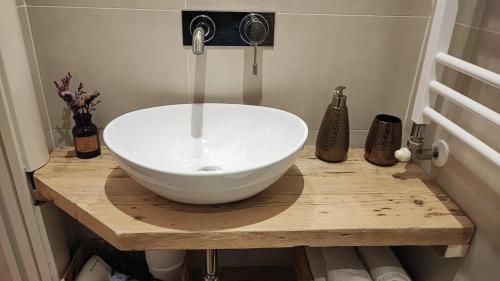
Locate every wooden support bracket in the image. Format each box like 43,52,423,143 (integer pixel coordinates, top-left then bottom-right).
433,244,470,258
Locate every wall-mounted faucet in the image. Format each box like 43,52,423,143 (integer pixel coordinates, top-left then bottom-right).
182,11,275,66
192,26,205,55
189,15,216,55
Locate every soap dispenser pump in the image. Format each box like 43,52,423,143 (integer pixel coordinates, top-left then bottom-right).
316,85,349,162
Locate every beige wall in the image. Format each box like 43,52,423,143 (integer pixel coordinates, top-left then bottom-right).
14,0,436,272
398,1,500,280
0,243,13,281
17,0,432,149
15,0,500,278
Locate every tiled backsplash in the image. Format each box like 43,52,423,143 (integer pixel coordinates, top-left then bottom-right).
24,0,433,15
18,0,432,149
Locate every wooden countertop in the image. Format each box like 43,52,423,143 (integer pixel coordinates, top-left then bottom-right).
34,147,474,253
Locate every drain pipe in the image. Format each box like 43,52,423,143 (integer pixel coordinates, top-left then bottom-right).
204,249,219,281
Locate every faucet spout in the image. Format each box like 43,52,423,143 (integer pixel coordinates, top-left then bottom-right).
192,26,205,55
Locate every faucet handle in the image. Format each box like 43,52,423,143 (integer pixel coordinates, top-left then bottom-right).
240,14,269,76
252,43,258,75
240,13,269,45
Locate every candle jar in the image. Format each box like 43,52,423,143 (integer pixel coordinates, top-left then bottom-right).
72,113,101,159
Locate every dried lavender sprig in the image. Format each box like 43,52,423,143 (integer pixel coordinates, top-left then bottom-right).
54,73,101,114
54,72,72,93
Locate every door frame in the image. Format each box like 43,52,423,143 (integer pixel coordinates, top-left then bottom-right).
0,123,42,281
0,47,51,281
0,0,60,279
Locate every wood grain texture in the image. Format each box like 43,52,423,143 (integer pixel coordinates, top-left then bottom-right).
34,147,474,251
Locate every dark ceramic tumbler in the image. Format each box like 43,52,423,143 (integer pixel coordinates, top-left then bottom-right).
364,114,402,166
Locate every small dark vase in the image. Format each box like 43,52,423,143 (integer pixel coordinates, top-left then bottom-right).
72,113,101,159
364,114,402,166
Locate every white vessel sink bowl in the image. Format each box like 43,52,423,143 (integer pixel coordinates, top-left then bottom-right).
103,104,308,204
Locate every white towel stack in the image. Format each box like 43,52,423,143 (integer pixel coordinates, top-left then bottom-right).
322,247,373,281
357,247,412,281
305,246,411,281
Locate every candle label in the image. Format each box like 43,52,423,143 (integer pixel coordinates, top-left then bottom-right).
74,135,99,153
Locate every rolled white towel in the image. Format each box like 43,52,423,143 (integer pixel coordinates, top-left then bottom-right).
322,247,373,281
357,247,412,281
305,247,327,281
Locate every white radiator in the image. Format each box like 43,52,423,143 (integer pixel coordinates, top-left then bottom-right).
411,0,500,167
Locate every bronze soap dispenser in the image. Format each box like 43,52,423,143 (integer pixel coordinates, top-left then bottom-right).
316,86,349,162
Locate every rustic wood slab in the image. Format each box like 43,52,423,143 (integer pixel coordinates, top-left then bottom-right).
34,147,474,252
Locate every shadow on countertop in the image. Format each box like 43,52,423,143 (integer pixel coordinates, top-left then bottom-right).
103,165,305,232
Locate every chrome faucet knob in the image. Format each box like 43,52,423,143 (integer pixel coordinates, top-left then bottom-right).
190,15,215,55
244,19,267,43
240,13,269,44
240,13,269,75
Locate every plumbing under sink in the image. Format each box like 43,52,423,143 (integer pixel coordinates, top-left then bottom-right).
103,103,308,204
